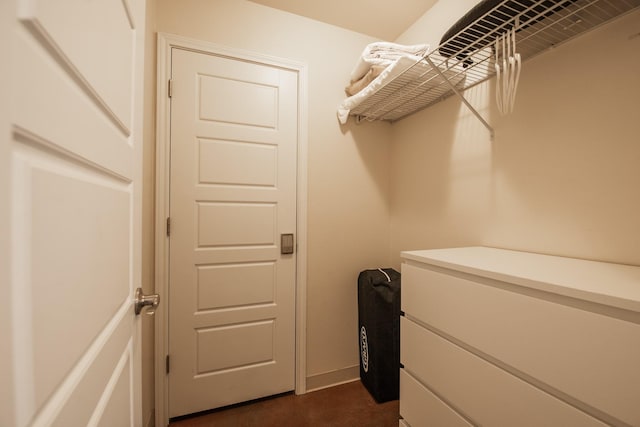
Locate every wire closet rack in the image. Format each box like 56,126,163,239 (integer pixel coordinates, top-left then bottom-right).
349,0,640,133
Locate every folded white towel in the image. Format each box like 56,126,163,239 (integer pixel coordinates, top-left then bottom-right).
337,55,466,125
350,42,429,82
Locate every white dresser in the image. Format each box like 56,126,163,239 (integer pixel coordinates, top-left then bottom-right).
399,247,640,427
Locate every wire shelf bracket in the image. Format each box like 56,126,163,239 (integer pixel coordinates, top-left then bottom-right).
424,55,495,139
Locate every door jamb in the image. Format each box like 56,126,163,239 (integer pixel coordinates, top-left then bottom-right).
154,32,308,426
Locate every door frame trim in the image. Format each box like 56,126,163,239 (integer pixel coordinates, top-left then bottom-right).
154,32,308,426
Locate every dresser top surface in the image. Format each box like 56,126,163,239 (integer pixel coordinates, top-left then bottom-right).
401,247,640,313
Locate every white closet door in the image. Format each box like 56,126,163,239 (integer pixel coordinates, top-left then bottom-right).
168,47,298,418
3,0,147,426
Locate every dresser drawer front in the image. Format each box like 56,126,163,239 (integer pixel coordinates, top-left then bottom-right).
400,368,471,427
402,263,640,426
401,317,606,427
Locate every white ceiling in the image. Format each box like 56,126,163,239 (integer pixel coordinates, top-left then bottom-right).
248,0,438,41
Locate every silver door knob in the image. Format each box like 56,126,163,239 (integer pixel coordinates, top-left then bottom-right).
134,287,160,316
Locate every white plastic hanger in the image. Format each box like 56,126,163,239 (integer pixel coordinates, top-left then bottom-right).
502,33,508,112
494,26,521,115
495,35,503,114
508,29,521,112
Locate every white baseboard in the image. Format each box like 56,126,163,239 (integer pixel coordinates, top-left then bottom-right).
305,365,360,392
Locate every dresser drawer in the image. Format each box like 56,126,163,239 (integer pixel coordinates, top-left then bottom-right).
401,317,606,426
402,263,640,426
400,368,471,427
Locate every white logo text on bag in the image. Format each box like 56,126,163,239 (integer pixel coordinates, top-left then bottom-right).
360,325,369,373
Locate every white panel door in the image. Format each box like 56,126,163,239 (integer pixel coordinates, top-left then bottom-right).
4,0,146,426
168,47,298,418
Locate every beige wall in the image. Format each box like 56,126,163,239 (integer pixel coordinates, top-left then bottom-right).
151,0,392,390
144,1,640,417
398,0,478,49
390,7,640,268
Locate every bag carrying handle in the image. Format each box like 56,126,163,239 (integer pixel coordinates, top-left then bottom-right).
377,268,391,282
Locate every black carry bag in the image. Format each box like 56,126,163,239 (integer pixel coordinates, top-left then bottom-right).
357,268,401,402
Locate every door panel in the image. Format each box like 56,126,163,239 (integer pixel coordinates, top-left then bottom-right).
94,353,132,427
22,159,130,407
51,316,132,427
198,74,278,127
197,202,277,246
197,262,276,309
12,27,132,179
196,320,275,373
22,0,135,130
6,0,145,425
198,139,277,187
169,47,298,417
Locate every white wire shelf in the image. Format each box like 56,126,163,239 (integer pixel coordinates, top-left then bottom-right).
350,0,640,127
